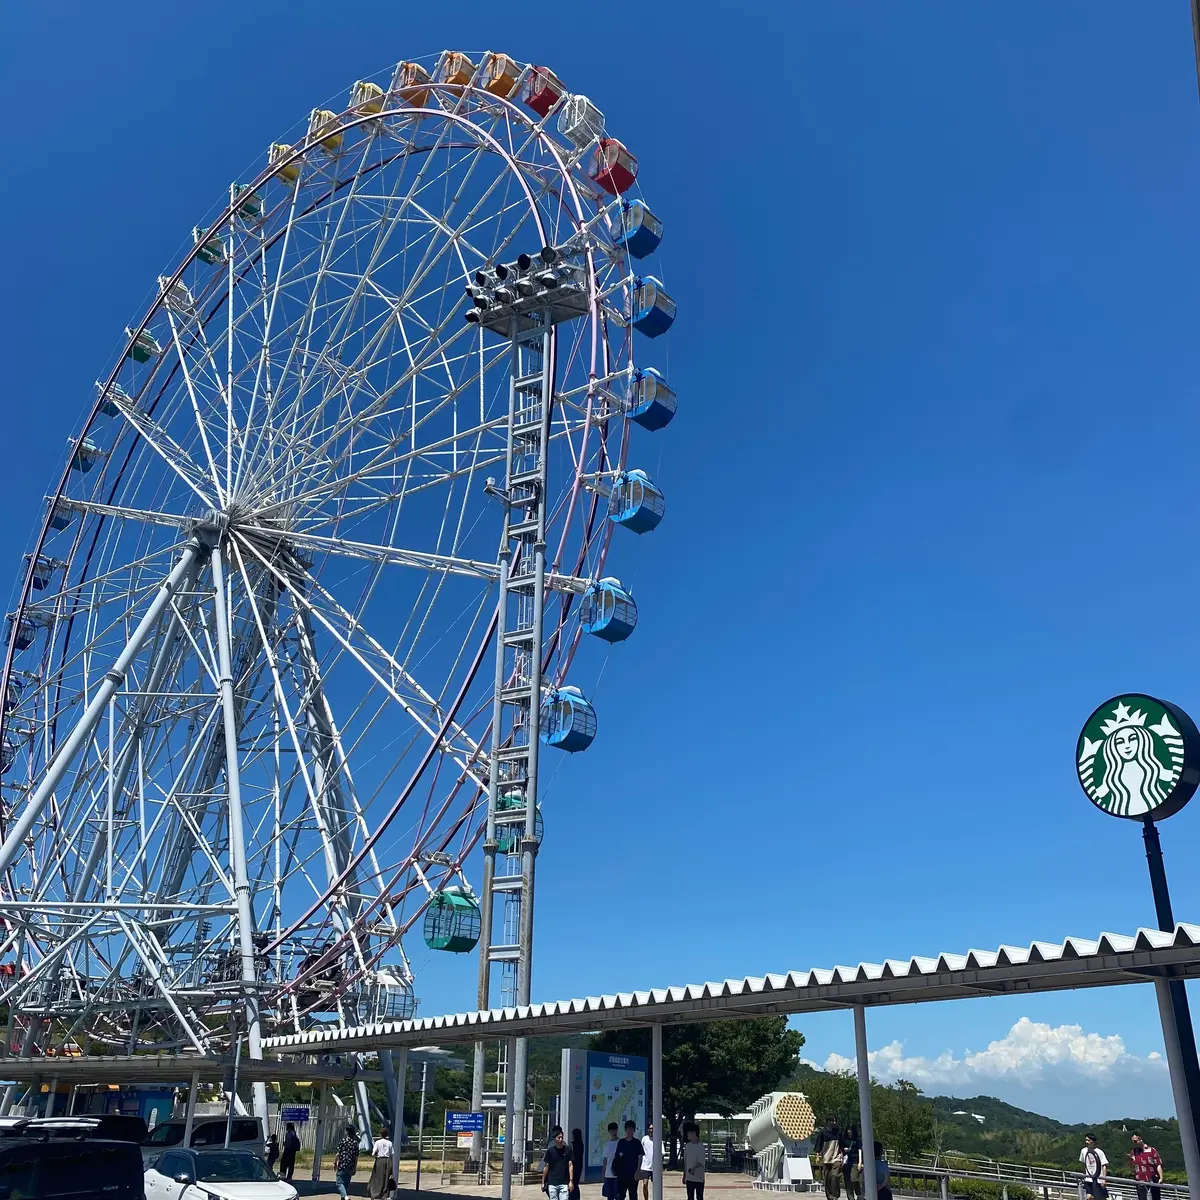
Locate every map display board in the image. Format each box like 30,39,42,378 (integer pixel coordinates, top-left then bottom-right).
586,1052,647,1172
560,1049,648,1180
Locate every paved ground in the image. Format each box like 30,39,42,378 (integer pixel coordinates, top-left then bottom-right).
293,1172,759,1200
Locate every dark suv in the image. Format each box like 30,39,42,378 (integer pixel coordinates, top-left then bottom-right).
0,1137,143,1200
24,1117,148,1144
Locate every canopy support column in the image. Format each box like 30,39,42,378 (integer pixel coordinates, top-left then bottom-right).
854,1006,877,1200
312,1082,328,1182
501,1035,517,1200
389,1047,408,1185
1155,979,1200,1200
183,1070,199,1148
652,1022,663,1200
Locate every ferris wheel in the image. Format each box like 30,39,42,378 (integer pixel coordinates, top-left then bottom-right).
0,50,676,1119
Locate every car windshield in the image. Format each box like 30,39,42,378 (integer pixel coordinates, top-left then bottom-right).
144,1123,185,1146
195,1151,273,1182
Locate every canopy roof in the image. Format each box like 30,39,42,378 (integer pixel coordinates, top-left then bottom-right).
258,922,1200,1054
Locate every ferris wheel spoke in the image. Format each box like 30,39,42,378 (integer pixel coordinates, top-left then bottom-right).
234,532,487,787
235,125,441,497
233,181,308,497
247,146,543,493
255,346,509,515
120,406,220,508
229,543,361,932
163,305,227,504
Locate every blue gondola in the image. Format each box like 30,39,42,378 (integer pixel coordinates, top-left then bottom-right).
495,788,545,854
582,578,638,643
610,199,663,259
540,685,597,753
608,469,665,534
28,555,58,591
8,617,40,652
4,673,30,714
71,439,103,474
630,276,676,338
626,367,677,432
97,382,131,418
48,502,76,532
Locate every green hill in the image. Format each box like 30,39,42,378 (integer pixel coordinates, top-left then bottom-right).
927,1093,1180,1174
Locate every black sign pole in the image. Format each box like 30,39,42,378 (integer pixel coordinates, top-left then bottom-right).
1143,819,1200,1148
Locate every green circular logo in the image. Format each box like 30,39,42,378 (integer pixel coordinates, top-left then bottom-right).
1077,694,1200,821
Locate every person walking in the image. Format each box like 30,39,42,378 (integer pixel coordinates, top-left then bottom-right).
815,1118,844,1200
1080,1134,1109,1200
542,1126,575,1200
873,1141,891,1200
611,1120,645,1200
1130,1133,1164,1200
334,1122,361,1200
368,1125,394,1199
264,1131,279,1171
570,1129,585,1200
682,1121,706,1200
639,1121,657,1200
279,1122,301,1182
841,1124,862,1200
602,1122,621,1200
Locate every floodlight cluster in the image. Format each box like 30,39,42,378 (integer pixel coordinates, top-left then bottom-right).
463,246,588,332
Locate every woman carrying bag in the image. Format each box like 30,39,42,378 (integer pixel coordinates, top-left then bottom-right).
368,1125,394,1199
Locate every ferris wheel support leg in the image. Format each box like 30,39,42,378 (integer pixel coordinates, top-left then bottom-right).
354,1075,373,1148
472,528,511,1162
210,541,267,1122
57,554,202,917
0,538,203,880
512,319,555,1172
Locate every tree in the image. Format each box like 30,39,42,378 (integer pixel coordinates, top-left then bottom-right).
789,1064,936,1162
592,1017,805,1165
873,1080,934,1162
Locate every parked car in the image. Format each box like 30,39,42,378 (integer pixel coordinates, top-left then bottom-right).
0,1118,29,1140
141,1116,265,1165
25,1115,148,1144
144,1147,296,1200
0,1136,143,1200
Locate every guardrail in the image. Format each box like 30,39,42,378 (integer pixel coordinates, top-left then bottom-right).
892,1162,1186,1200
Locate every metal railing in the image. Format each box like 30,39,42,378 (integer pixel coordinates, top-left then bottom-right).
893,1160,1187,1200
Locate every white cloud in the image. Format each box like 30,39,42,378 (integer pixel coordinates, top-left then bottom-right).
822,1018,1173,1123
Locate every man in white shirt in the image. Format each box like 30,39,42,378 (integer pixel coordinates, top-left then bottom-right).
602,1122,621,1199
1080,1134,1109,1200
640,1122,657,1200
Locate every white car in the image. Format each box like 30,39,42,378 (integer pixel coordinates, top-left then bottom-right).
144,1147,297,1200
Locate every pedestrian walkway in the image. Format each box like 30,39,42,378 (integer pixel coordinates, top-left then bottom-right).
294,1178,761,1200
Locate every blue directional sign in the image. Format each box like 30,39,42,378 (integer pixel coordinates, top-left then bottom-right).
281,1106,310,1124
445,1111,485,1133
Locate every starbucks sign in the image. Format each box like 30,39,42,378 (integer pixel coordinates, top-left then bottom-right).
1077,694,1200,821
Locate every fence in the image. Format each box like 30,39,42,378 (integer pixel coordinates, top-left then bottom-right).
894,1161,1187,1200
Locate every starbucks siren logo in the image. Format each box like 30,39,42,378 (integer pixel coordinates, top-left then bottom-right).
1077,694,1200,822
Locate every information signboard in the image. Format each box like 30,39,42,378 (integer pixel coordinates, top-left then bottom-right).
445,1111,485,1133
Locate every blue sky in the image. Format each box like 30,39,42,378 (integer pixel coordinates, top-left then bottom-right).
5,1,1200,1124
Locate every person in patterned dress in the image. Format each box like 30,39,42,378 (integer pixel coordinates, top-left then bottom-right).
335,1122,362,1199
